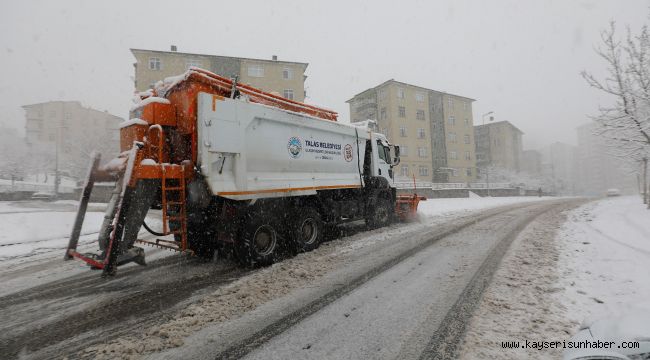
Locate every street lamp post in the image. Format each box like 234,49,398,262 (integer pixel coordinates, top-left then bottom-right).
482,111,494,126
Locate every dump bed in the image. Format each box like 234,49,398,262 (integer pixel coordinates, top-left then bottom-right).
197,93,369,200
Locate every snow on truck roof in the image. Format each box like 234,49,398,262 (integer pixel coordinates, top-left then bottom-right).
152,67,338,122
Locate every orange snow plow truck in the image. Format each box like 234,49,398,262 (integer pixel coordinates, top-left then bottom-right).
65,68,424,276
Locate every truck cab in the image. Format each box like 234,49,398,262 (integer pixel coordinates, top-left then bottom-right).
365,132,400,185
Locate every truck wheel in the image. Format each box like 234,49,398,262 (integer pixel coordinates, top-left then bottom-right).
236,216,279,266
366,197,392,229
289,208,323,253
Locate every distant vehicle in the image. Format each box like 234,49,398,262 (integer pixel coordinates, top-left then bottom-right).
563,312,650,360
31,191,56,201
606,188,622,197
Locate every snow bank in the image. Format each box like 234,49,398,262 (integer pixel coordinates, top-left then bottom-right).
556,196,650,323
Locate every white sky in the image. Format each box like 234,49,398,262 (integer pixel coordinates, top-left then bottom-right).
0,0,647,149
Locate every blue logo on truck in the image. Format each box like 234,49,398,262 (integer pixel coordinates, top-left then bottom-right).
287,136,303,159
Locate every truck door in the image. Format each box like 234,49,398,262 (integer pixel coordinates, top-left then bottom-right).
375,139,393,181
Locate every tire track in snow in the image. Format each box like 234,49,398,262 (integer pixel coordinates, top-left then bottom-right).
215,200,573,359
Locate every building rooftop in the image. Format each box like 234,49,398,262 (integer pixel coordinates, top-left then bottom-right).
475,120,524,134
130,48,309,69
21,101,122,120
346,79,476,103
21,101,82,109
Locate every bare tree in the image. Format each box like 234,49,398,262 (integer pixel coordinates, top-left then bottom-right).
582,21,650,204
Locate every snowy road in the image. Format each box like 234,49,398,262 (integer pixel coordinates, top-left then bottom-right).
0,197,579,359
222,200,582,360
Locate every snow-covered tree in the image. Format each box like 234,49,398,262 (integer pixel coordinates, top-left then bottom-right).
582,21,650,203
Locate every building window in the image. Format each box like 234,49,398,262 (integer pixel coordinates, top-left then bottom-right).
185,59,202,70
466,168,473,176
448,116,456,126
418,147,427,158
397,87,405,99
398,106,406,118
416,109,425,120
400,126,407,137
464,118,470,126
419,166,429,176
463,101,468,110
451,168,458,177
417,128,425,139
400,165,409,177
380,107,387,120
464,134,471,144
448,132,457,143
283,89,294,100
283,67,293,80
149,57,161,70
449,151,458,160
378,89,387,100
247,64,264,77
448,97,453,109
401,146,408,156
416,92,425,102
465,151,472,160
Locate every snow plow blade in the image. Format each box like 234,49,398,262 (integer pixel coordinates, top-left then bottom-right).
395,194,426,222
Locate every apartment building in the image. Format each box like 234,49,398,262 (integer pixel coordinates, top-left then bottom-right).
474,121,523,172
22,101,122,178
540,142,578,195
131,47,308,102
521,149,542,175
575,122,636,195
347,80,476,183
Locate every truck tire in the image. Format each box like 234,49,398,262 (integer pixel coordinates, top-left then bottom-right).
366,197,392,229
236,215,279,266
288,207,323,253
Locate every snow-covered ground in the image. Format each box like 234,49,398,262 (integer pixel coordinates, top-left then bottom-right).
557,195,650,324
0,201,105,261
0,196,551,263
459,195,650,359
417,195,551,218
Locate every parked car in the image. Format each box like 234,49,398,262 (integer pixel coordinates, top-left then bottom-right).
606,188,622,197
564,312,650,360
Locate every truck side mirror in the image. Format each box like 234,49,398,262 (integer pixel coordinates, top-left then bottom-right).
391,145,401,166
